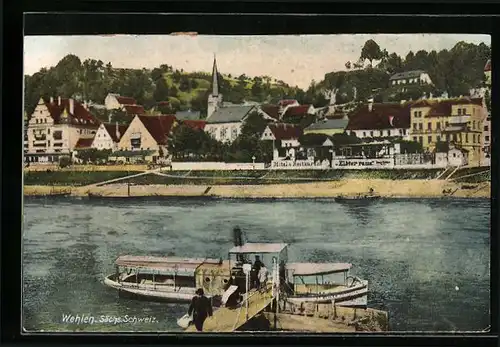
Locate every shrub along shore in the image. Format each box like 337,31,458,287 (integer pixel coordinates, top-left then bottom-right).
23,168,490,199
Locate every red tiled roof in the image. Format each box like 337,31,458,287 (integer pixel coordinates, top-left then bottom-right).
75,138,94,149
103,123,130,143
282,105,311,118
347,103,412,130
138,115,177,145
260,105,280,120
485,59,491,72
182,120,206,131
278,99,299,106
268,123,303,140
45,98,100,126
123,105,145,115
116,96,137,105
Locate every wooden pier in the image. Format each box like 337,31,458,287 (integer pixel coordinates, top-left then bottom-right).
185,284,275,332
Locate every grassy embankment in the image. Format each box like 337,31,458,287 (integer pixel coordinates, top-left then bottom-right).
23,167,490,187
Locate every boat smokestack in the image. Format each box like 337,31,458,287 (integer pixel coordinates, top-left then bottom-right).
233,226,244,247
233,226,245,263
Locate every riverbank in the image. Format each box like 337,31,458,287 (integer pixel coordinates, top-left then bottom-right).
24,179,490,199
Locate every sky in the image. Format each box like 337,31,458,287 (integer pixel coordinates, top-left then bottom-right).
24,34,490,89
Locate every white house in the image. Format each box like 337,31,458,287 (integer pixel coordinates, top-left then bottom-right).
448,147,469,167
389,70,433,87
205,105,257,143
25,96,100,164
91,122,130,151
104,93,138,110
261,123,303,160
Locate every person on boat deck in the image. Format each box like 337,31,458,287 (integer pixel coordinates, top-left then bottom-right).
251,256,265,288
188,288,213,331
258,265,268,291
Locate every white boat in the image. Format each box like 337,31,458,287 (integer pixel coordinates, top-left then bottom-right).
284,263,368,307
103,256,232,303
104,228,369,309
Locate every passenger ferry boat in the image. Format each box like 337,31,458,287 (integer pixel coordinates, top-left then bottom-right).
104,229,369,308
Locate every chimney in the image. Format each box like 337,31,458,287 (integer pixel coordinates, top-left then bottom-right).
58,96,61,105
50,96,54,104
115,122,121,141
368,98,374,112
69,98,74,114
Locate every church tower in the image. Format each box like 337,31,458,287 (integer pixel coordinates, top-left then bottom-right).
207,55,223,120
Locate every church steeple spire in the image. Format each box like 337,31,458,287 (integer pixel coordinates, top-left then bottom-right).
212,54,219,96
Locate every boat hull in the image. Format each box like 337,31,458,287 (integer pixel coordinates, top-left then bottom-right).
286,281,368,308
104,275,199,302
334,195,380,202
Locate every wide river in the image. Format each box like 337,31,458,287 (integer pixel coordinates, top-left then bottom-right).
22,196,490,333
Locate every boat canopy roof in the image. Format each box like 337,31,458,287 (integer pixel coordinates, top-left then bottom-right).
229,243,288,255
286,262,352,276
115,255,222,276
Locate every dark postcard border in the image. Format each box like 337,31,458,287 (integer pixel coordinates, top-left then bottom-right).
2,8,499,347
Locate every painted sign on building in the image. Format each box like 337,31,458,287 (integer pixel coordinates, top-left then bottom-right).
332,158,393,168
271,160,327,170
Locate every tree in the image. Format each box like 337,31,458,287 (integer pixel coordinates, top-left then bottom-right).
153,77,169,102
167,124,207,159
59,156,72,168
485,89,491,113
345,61,352,70
241,112,269,138
75,148,112,164
360,40,383,66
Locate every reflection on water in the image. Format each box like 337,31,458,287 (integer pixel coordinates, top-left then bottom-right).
22,197,490,332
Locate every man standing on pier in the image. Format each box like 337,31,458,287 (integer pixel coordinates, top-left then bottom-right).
188,288,213,331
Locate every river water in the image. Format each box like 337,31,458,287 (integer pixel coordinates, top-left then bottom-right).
22,196,490,333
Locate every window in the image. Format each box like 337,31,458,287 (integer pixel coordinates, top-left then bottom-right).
414,111,419,118
413,123,417,130
427,122,432,130
221,127,229,139
418,136,423,144
363,132,366,137
428,136,432,143
458,108,462,115
472,134,476,143
472,121,476,130
419,111,423,117
485,125,489,131
48,129,50,134
465,133,469,143
462,108,466,115
48,140,51,146
445,121,449,127
386,130,390,136
413,136,417,142
486,136,490,141
370,131,374,137
437,135,441,142
478,135,481,143
403,129,407,135
419,123,423,130
379,131,383,136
